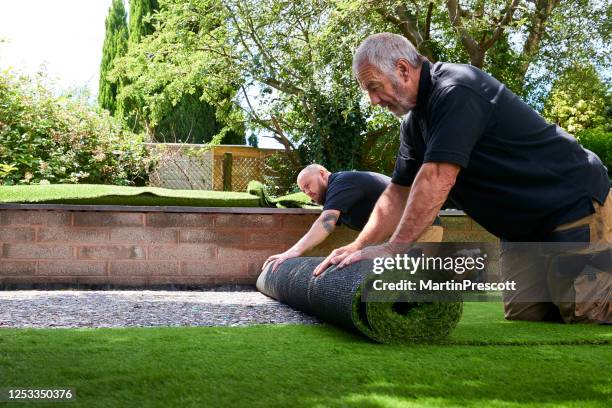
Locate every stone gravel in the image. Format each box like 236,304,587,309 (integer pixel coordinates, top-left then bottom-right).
0,290,319,328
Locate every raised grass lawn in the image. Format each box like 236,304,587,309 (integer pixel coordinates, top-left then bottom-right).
1,302,610,407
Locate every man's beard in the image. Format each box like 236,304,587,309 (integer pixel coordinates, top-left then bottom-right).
316,187,327,205
390,80,415,117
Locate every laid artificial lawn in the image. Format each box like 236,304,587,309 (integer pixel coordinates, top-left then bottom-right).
0,302,610,408
0,183,318,208
0,184,261,207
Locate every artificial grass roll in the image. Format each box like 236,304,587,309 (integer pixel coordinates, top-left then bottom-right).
257,257,463,344
246,180,319,209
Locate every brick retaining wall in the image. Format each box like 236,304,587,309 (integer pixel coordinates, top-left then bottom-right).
0,206,498,289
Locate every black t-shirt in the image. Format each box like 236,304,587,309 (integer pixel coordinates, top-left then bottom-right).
323,171,442,231
392,60,610,241
323,171,390,231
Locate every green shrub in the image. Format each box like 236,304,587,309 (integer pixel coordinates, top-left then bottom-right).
576,127,612,175
263,152,301,196
0,70,156,186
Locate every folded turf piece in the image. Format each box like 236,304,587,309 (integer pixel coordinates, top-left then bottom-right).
257,257,463,344
0,184,260,207
246,181,320,209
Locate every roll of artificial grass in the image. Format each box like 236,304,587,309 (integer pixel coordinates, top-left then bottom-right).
246,181,320,209
257,257,463,344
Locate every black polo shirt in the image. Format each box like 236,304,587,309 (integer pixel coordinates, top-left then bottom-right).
391,60,610,241
323,171,444,231
323,171,390,230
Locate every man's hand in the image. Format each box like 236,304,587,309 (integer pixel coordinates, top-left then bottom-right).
313,242,362,276
337,242,410,269
262,249,301,273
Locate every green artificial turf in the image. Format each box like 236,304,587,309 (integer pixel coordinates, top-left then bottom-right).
0,183,318,208
0,184,260,207
247,180,319,209
0,302,610,407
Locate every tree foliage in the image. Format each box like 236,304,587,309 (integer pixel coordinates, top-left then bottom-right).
128,0,160,44
543,64,609,134
98,0,129,115
111,0,610,185
113,0,243,144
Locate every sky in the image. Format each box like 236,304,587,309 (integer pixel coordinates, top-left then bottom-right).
0,0,281,148
0,0,114,97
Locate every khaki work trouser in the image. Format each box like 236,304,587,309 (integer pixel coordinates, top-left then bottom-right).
501,190,612,324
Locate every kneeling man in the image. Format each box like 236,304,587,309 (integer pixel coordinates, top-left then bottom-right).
263,164,442,272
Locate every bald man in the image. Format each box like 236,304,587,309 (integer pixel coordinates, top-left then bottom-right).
262,164,443,272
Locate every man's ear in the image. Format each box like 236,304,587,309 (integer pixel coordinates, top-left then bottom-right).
397,59,412,82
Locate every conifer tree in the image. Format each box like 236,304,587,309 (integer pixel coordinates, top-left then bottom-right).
98,0,128,115
128,0,159,44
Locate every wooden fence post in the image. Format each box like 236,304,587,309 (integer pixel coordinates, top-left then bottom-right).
222,152,233,191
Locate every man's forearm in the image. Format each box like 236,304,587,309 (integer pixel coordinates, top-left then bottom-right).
290,210,339,254
390,162,459,244
353,184,410,248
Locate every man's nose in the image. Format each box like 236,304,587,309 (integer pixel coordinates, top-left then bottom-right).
368,91,381,106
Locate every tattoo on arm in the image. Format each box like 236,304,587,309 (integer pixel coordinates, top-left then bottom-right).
320,213,339,233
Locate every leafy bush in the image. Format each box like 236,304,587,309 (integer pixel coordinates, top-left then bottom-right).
543,65,609,134
263,152,301,197
577,127,612,174
0,70,156,186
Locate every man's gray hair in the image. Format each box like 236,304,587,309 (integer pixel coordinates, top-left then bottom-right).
352,33,423,78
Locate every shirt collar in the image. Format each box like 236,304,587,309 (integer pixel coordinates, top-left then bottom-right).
414,59,432,114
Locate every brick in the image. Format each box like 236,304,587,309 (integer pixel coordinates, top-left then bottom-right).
281,214,319,230
147,275,219,286
148,244,216,260
0,276,78,287
73,276,114,287
105,276,148,287
217,246,284,263
180,229,244,244
110,261,179,276
230,276,257,285
214,214,281,229
0,210,71,226
146,213,213,228
110,228,178,243
245,262,264,277
73,212,143,227
38,261,107,276
180,261,247,276
78,245,145,260
38,227,107,243
0,227,35,242
3,243,74,259
0,261,37,275
245,230,302,245
440,216,470,231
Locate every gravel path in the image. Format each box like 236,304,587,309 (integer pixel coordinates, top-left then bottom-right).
0,290,319,328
